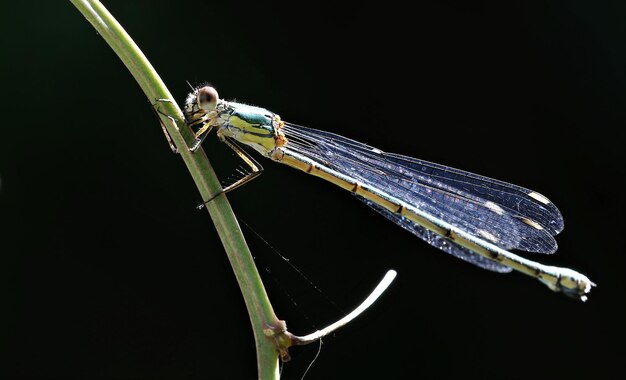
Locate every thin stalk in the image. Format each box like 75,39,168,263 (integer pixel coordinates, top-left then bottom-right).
69,1,280,377
289,270,397,345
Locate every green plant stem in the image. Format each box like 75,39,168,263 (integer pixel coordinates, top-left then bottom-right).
70,1,280,377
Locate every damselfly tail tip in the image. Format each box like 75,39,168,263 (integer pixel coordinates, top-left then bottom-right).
558,269,595,302
538,267,594,301
580,280,597,303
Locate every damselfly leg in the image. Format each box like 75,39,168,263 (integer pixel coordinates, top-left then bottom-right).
153,97,264,206
152,98,179,153
197,136,264,208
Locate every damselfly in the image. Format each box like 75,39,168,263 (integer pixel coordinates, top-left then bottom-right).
172,85,594,301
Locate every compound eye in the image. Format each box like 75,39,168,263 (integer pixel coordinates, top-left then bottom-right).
197,86,219,111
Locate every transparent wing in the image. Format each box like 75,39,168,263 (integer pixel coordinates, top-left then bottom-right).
283,123,562,255
381,152,563,235
359,197,512,272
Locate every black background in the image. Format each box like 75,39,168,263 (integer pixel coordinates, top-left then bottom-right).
2,1,625,378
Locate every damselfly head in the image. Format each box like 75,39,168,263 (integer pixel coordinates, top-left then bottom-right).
184,86,219,123
197,86,218,112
